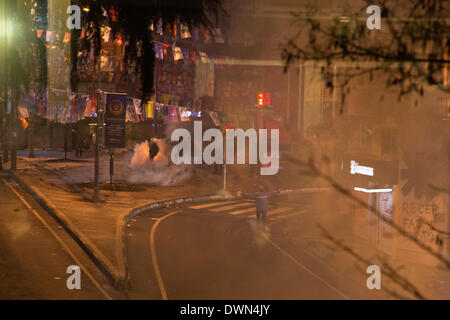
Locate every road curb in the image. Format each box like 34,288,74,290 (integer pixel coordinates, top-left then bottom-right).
124,186,330,223
6,166,329,291
5,170,127,289
120,186,331,288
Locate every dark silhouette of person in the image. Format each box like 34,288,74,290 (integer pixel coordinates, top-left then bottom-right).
72,128,85,157
148,138,160,160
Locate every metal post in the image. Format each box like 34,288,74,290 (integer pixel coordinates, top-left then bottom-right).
286,67,290,121
1,2,8,164
223,164,227,190
2,116,7,163
109,147,114,185
11,90,17,171
332,64,337,119
0,0,4,166
64,124,68,160
28,117,34,157
93,90,101,202
49,123,53,149
298,63,305,140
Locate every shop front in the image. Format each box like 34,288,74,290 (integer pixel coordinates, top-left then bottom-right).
341,153,399,255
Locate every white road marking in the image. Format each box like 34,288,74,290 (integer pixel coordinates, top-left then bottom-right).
227,207,256,215
189,201,235,210
261,222,349,300
1,178,112,300
149,211,179,300
208,202,253,212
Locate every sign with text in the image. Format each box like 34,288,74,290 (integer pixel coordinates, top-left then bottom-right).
342,153,398,186
396,189,448,265
105,93,127,148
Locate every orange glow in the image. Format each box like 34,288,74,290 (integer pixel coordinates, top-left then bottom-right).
20,118,29,130
257,92,270,106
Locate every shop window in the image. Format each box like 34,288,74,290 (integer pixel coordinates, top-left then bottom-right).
378,191,393,236
376,190,394,254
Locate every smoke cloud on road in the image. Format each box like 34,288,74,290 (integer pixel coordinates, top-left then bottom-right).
126,139,193,186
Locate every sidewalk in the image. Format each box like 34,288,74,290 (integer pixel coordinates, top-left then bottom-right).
276,189,450,299
4,149,324,288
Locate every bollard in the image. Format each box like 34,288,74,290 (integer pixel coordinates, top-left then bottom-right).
109,153,114,184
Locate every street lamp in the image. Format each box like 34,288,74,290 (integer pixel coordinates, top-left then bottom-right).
0,14,14,165
0,20,14,38
0,14,17,170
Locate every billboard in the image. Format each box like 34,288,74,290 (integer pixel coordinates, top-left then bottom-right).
105,93,127,148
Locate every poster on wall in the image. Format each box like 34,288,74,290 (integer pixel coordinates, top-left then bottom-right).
395,155,449,265
105,93,127,148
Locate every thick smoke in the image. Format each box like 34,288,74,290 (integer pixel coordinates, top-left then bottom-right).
127,138,192,186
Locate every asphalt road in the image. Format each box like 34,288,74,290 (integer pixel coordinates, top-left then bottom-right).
0,171,387,300
0,176,123,300
125,191,384,300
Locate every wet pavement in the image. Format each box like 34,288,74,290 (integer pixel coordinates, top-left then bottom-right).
124,192,389,299
0,177,123,299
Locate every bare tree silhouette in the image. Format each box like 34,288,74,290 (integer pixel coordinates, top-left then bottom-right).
280,0,449,299
282,0,450,105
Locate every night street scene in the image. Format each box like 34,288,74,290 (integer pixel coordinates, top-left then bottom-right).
0,0,449,305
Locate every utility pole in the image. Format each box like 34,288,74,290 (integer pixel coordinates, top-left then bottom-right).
28,116,35,157
109,147,114,185
1,0,8,164
11,89,17,170
2,101,7,163
93,89,101,202
93,48,103,202
0,0,4,166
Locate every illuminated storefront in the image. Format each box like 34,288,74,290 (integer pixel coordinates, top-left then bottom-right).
341,152,399,254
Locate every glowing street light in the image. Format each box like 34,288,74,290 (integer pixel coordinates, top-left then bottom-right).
0,20,14,38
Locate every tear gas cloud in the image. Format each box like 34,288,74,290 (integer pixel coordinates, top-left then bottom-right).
127,139,193,186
